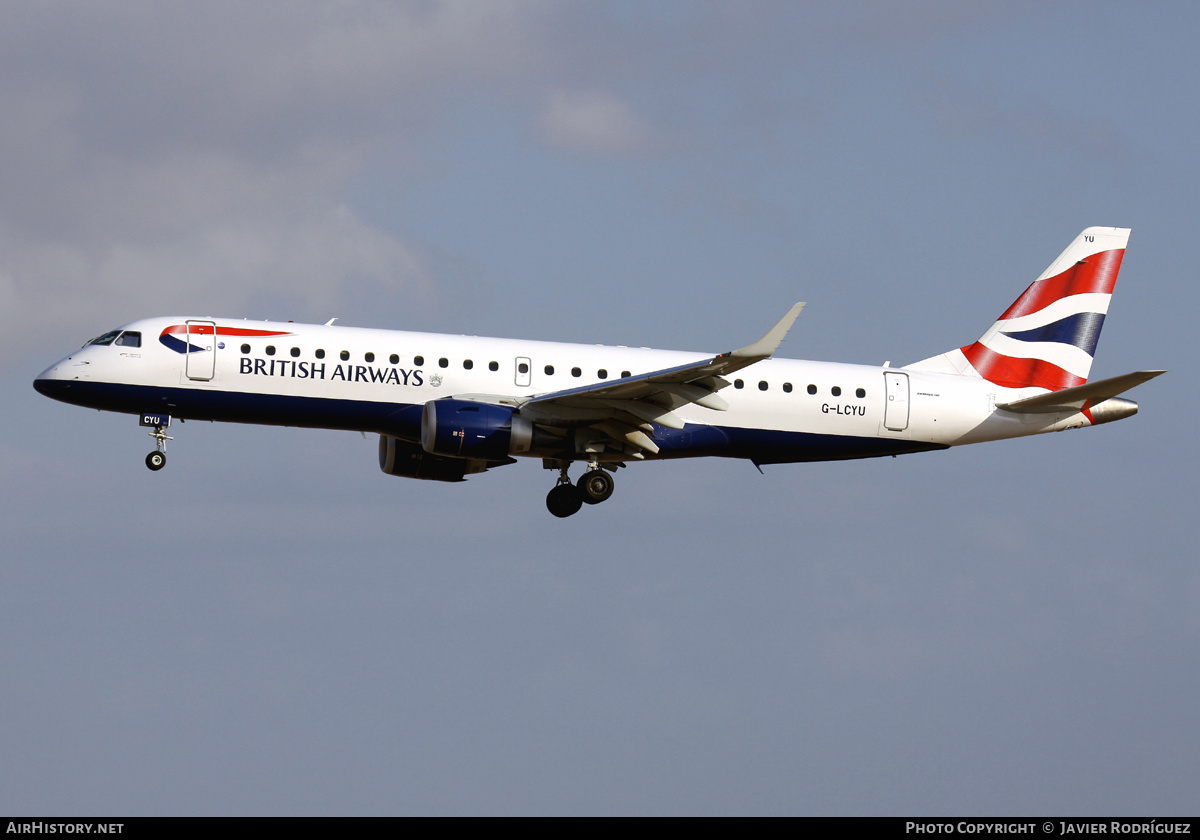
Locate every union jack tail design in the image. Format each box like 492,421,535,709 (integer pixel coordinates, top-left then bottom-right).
909,227,1130,391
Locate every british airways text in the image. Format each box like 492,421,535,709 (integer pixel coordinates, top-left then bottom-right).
238,358,424,385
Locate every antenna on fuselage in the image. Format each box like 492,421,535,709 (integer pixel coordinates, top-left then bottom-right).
325,318,338,326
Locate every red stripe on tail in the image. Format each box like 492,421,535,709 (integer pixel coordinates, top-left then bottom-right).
997,248,1124,320
961,343,1085,391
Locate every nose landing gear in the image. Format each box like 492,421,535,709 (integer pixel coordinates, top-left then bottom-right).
140,413,173,471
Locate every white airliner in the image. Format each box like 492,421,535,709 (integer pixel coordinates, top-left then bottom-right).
35,227,1162,516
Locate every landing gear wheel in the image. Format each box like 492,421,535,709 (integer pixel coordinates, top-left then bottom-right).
546,483,584,518
145,422,172,471
577,469,614,505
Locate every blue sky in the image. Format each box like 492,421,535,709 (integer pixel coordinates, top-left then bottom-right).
1,1,1195,815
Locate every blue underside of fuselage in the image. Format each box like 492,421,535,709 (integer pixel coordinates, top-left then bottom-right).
32,379,947,463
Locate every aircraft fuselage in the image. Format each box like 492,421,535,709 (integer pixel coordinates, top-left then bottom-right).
32,228,1161,516
34,316,1099,465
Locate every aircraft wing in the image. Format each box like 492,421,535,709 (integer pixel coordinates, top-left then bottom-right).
514,303,804,456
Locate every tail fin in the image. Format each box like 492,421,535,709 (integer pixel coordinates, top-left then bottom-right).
909,226,1130,391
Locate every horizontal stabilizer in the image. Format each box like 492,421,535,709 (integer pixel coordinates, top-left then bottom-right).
996,369,1165,413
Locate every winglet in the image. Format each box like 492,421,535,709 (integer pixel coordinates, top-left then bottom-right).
729,302,805,361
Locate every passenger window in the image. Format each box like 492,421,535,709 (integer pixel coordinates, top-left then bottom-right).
621,371,631,378
463,360,473,370
115,332,141,347
414,356,424,366
365,352,375,363
438,358,448,368
544,365,555,375
734,379,744,389
831,386,842,396
571,367,581,377
783,383,793,393
598,369,608,379
340,350,350,361
518,362,529,374
389,354,399,365
241,344,251,354
856,388,866,398
807,384,817,395
290,347,300,357
266,346,276,356
315,349,325,359
758,381,768,391
489,361,499,371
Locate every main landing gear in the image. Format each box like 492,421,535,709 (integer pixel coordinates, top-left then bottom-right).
545,462,616,518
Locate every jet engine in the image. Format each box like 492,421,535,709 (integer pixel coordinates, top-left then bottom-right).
378,434,489,481
420,399,532,460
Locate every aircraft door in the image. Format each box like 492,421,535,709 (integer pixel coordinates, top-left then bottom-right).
883,371,910,431
515,356,531,387
185,320,217,381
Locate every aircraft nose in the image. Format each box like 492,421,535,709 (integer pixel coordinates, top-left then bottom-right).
33,376,62,398
33,361,73,400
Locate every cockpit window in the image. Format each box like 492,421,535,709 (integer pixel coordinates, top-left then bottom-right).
115,331,141,347
85,330,122,347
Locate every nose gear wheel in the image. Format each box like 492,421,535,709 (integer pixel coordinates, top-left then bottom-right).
145,423,172,471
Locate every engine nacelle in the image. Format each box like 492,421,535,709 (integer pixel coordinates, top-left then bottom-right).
379,434,478,482
421,399,532,460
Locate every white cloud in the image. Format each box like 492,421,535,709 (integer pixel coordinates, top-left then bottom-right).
0,1,556,360
0,144,428,352
536,89,654,156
